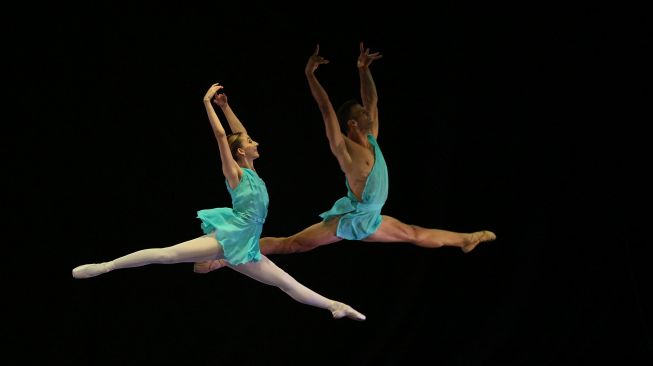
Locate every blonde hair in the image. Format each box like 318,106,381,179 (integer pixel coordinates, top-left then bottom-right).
227,132,244,160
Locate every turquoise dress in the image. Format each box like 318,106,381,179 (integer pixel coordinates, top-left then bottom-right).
319,134,389,240
197,168,269,265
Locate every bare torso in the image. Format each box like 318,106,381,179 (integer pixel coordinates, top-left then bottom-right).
342,136,375,202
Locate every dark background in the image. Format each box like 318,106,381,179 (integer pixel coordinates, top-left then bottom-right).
8,2,651,365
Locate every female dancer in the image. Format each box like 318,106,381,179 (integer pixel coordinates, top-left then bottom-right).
72,82,365,321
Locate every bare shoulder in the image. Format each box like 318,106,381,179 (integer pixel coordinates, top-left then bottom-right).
344,136,373,155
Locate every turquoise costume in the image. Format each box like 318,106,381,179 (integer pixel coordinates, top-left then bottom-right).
319,134,389,240
197,168,268,265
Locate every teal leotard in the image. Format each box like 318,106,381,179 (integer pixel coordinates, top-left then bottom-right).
319,134,389,240
197,168,269,265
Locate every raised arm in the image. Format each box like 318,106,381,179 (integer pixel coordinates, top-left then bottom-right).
203,83,241,189
357,42,382,138
213,90,247,136
305,45,351,167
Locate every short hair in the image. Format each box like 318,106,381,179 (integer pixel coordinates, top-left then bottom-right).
336,99,360,134
227,132,244,160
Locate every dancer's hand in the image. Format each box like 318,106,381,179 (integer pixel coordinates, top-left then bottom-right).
357,42,382,70
305,44,329,75
213,90,228,108
203,83,223,102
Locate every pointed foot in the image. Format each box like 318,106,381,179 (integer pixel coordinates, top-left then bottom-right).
462,230,496,253
72,263,109,279
330,301,366,321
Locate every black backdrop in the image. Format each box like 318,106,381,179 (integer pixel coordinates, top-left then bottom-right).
9,2,651,365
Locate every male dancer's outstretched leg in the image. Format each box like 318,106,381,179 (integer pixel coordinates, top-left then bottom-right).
194,215,495,273
364,215,496,253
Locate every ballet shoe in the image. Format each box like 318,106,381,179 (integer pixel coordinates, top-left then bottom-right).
72,263,109,279
193,259,228,274
462,230,496,253
330,301,366,321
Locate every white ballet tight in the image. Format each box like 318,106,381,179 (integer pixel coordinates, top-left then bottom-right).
72,234,365,321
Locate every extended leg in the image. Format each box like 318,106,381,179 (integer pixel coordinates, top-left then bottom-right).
364,215,496,253
260,218,342,255
230,255,365,321
73,233,223,279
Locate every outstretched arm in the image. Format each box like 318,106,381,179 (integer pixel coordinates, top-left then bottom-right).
203,83,241,189
357,42,382,138
305,45,351,167
213,91,247,135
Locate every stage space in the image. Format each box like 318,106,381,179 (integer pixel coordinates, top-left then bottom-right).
8,3,651,365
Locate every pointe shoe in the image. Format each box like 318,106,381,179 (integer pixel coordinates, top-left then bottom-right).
193,259,228,274
330,301,366,321
72,263,109,279
462,230,497,253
